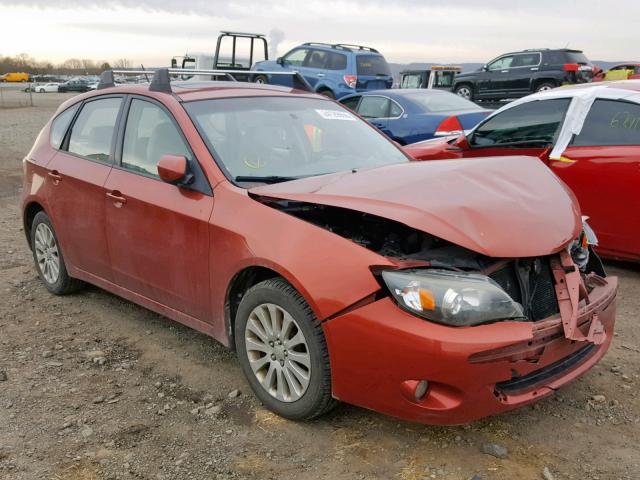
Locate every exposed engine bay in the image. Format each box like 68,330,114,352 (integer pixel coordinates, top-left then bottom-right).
255,196,606,323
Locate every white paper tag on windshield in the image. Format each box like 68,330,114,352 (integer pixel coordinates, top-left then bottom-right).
315,109,356,121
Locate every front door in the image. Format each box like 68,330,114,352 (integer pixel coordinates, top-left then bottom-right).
478,55,515,98
46,96,123,281
104,97,214,319
551,99,640,259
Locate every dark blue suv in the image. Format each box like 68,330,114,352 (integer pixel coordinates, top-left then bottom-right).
252,42,393,99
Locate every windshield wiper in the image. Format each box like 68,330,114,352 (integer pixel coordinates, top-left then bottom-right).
234,175,304,184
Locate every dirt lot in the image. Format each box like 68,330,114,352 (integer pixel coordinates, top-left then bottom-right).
0,91,638,480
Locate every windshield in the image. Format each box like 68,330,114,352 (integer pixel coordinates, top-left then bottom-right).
356,55,392,76
403,91,481,112
184,97,408,183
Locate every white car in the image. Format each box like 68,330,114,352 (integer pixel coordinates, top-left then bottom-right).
37,83,60,93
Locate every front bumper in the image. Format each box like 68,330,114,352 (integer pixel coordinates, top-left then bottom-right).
324,274,617,425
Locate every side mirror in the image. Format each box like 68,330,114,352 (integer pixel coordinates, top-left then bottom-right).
276,57,284,66
157,154,192,185
453,134,471,150
480,65,488,72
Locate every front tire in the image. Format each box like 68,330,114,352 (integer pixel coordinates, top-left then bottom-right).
454,84,473,101
253,75,268,84
30,211,83,295
235,278,336,420
39,88,45,93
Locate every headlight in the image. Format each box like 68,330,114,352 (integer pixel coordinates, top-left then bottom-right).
381,269,524,327
570,216,599,271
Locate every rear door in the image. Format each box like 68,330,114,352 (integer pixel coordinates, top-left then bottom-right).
46,96,123,281
356,95,393,137
553,99,640,259
103,97,214,319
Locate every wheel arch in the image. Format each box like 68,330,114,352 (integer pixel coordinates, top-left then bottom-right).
23,201,46,249
225,264,301,350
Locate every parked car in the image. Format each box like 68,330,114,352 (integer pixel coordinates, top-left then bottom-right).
339,89,491,144
252,42,393,99
399,66,462,90
405,80,640,262
37,83,61,93
452,49,595,101
58,79,91,93
594,63,640,82
21,69,617,425
0,72,30,82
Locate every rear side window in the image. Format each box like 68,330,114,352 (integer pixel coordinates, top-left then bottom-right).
50,104,79,149
571,99,640,147
512,53,541,68
357,96,391,118
68,98,122,162
121,99,191,177
356,55,391,76
326,52,347,70
471,98,570,147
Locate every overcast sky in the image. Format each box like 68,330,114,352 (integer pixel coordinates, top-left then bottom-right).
2,0,639,65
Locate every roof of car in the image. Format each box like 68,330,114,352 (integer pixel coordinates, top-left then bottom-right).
555,79,640,94
84,80,324,102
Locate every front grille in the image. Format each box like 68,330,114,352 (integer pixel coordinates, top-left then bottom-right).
495,344,596,394
489,257,559,321
528,259,558,320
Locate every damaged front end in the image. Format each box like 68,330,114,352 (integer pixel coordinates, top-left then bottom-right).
251,192,617,423
254,196,613,334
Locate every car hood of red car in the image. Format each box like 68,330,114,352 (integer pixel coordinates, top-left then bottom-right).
249,156,582,258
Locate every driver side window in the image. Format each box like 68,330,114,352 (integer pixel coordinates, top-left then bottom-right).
284,49,309,67
488,56,514,71
470,98,571,147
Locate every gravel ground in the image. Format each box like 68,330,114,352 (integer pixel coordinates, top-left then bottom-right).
0,91,639,480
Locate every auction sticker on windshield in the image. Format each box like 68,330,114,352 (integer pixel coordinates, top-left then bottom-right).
315,109,356,121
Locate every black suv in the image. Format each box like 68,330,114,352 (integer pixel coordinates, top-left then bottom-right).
453,49,594,101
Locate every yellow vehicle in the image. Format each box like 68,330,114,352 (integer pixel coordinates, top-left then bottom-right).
0,72,30,82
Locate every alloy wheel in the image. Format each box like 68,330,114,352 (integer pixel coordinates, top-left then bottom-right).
244,303,311,402
456,87,471,99
34,223,60,284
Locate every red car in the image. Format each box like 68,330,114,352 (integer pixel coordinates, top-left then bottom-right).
405,81,640,262
21,69,617,425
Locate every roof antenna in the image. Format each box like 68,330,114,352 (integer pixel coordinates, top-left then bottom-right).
97,70,115,90
149,68,172,93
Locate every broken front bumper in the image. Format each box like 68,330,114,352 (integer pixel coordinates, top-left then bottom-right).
324,272,617,425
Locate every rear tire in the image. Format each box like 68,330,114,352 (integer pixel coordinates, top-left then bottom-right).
235,278,336,420
454,84,473,101
535,82,556,92
30,211,83,295
318,89,335,99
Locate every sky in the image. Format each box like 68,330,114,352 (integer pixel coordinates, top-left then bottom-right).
1,0,639,66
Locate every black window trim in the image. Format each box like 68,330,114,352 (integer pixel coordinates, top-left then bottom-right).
114,94,213,196
468,97,572,150
61,94,126,166
50,101,82,151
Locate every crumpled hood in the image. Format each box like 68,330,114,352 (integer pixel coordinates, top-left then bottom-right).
249,156,582,258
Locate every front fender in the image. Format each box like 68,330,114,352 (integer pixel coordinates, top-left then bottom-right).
208,184,395,344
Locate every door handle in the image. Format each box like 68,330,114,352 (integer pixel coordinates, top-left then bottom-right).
317,73,325,77
106,191,127,206
48,170,62,184
501,70,509,73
